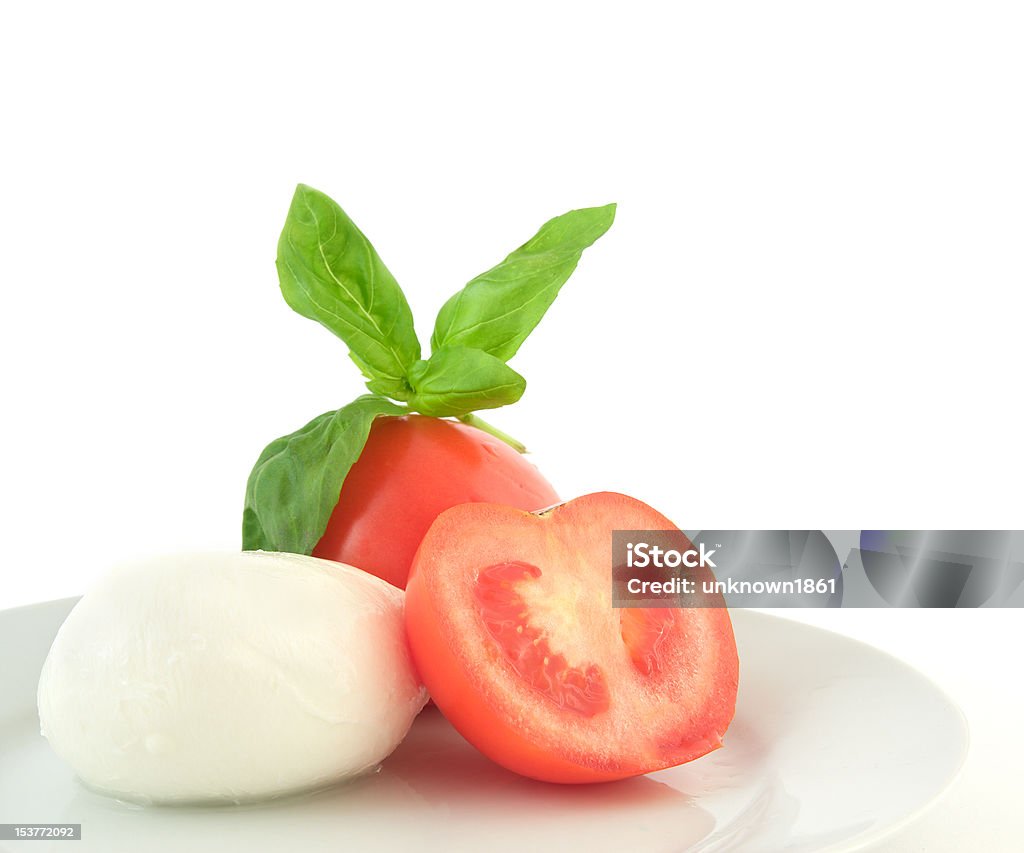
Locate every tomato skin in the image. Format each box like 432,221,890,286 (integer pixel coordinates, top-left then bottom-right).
312,415,559,590
405,493,740,784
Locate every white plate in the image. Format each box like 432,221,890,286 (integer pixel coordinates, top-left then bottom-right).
0,599,966,853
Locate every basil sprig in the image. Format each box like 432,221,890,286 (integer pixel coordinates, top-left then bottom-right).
243,186,615,553
431,203,617,360
277,185,421,400
407,346,526,417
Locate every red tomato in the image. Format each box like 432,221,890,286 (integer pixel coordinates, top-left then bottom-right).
313,415,559,589
404,492,739,783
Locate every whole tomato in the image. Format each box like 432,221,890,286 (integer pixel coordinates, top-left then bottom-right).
312,415,559,589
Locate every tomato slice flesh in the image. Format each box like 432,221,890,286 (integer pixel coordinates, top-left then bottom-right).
618,608,678,677
475,561,610,717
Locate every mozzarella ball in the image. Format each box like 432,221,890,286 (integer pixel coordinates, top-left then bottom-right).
37,551,428,804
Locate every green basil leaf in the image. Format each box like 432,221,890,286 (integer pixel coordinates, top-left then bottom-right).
242,394,405,554
431,203,616,361
407,346,526,418
348,351,411,401
277,184,420,397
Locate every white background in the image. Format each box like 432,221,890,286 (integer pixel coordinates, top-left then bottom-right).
1,2,1021,850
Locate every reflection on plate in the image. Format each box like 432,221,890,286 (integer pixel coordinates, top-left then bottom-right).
0,599,966,853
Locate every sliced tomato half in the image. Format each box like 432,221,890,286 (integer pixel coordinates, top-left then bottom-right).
404,492,739,784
